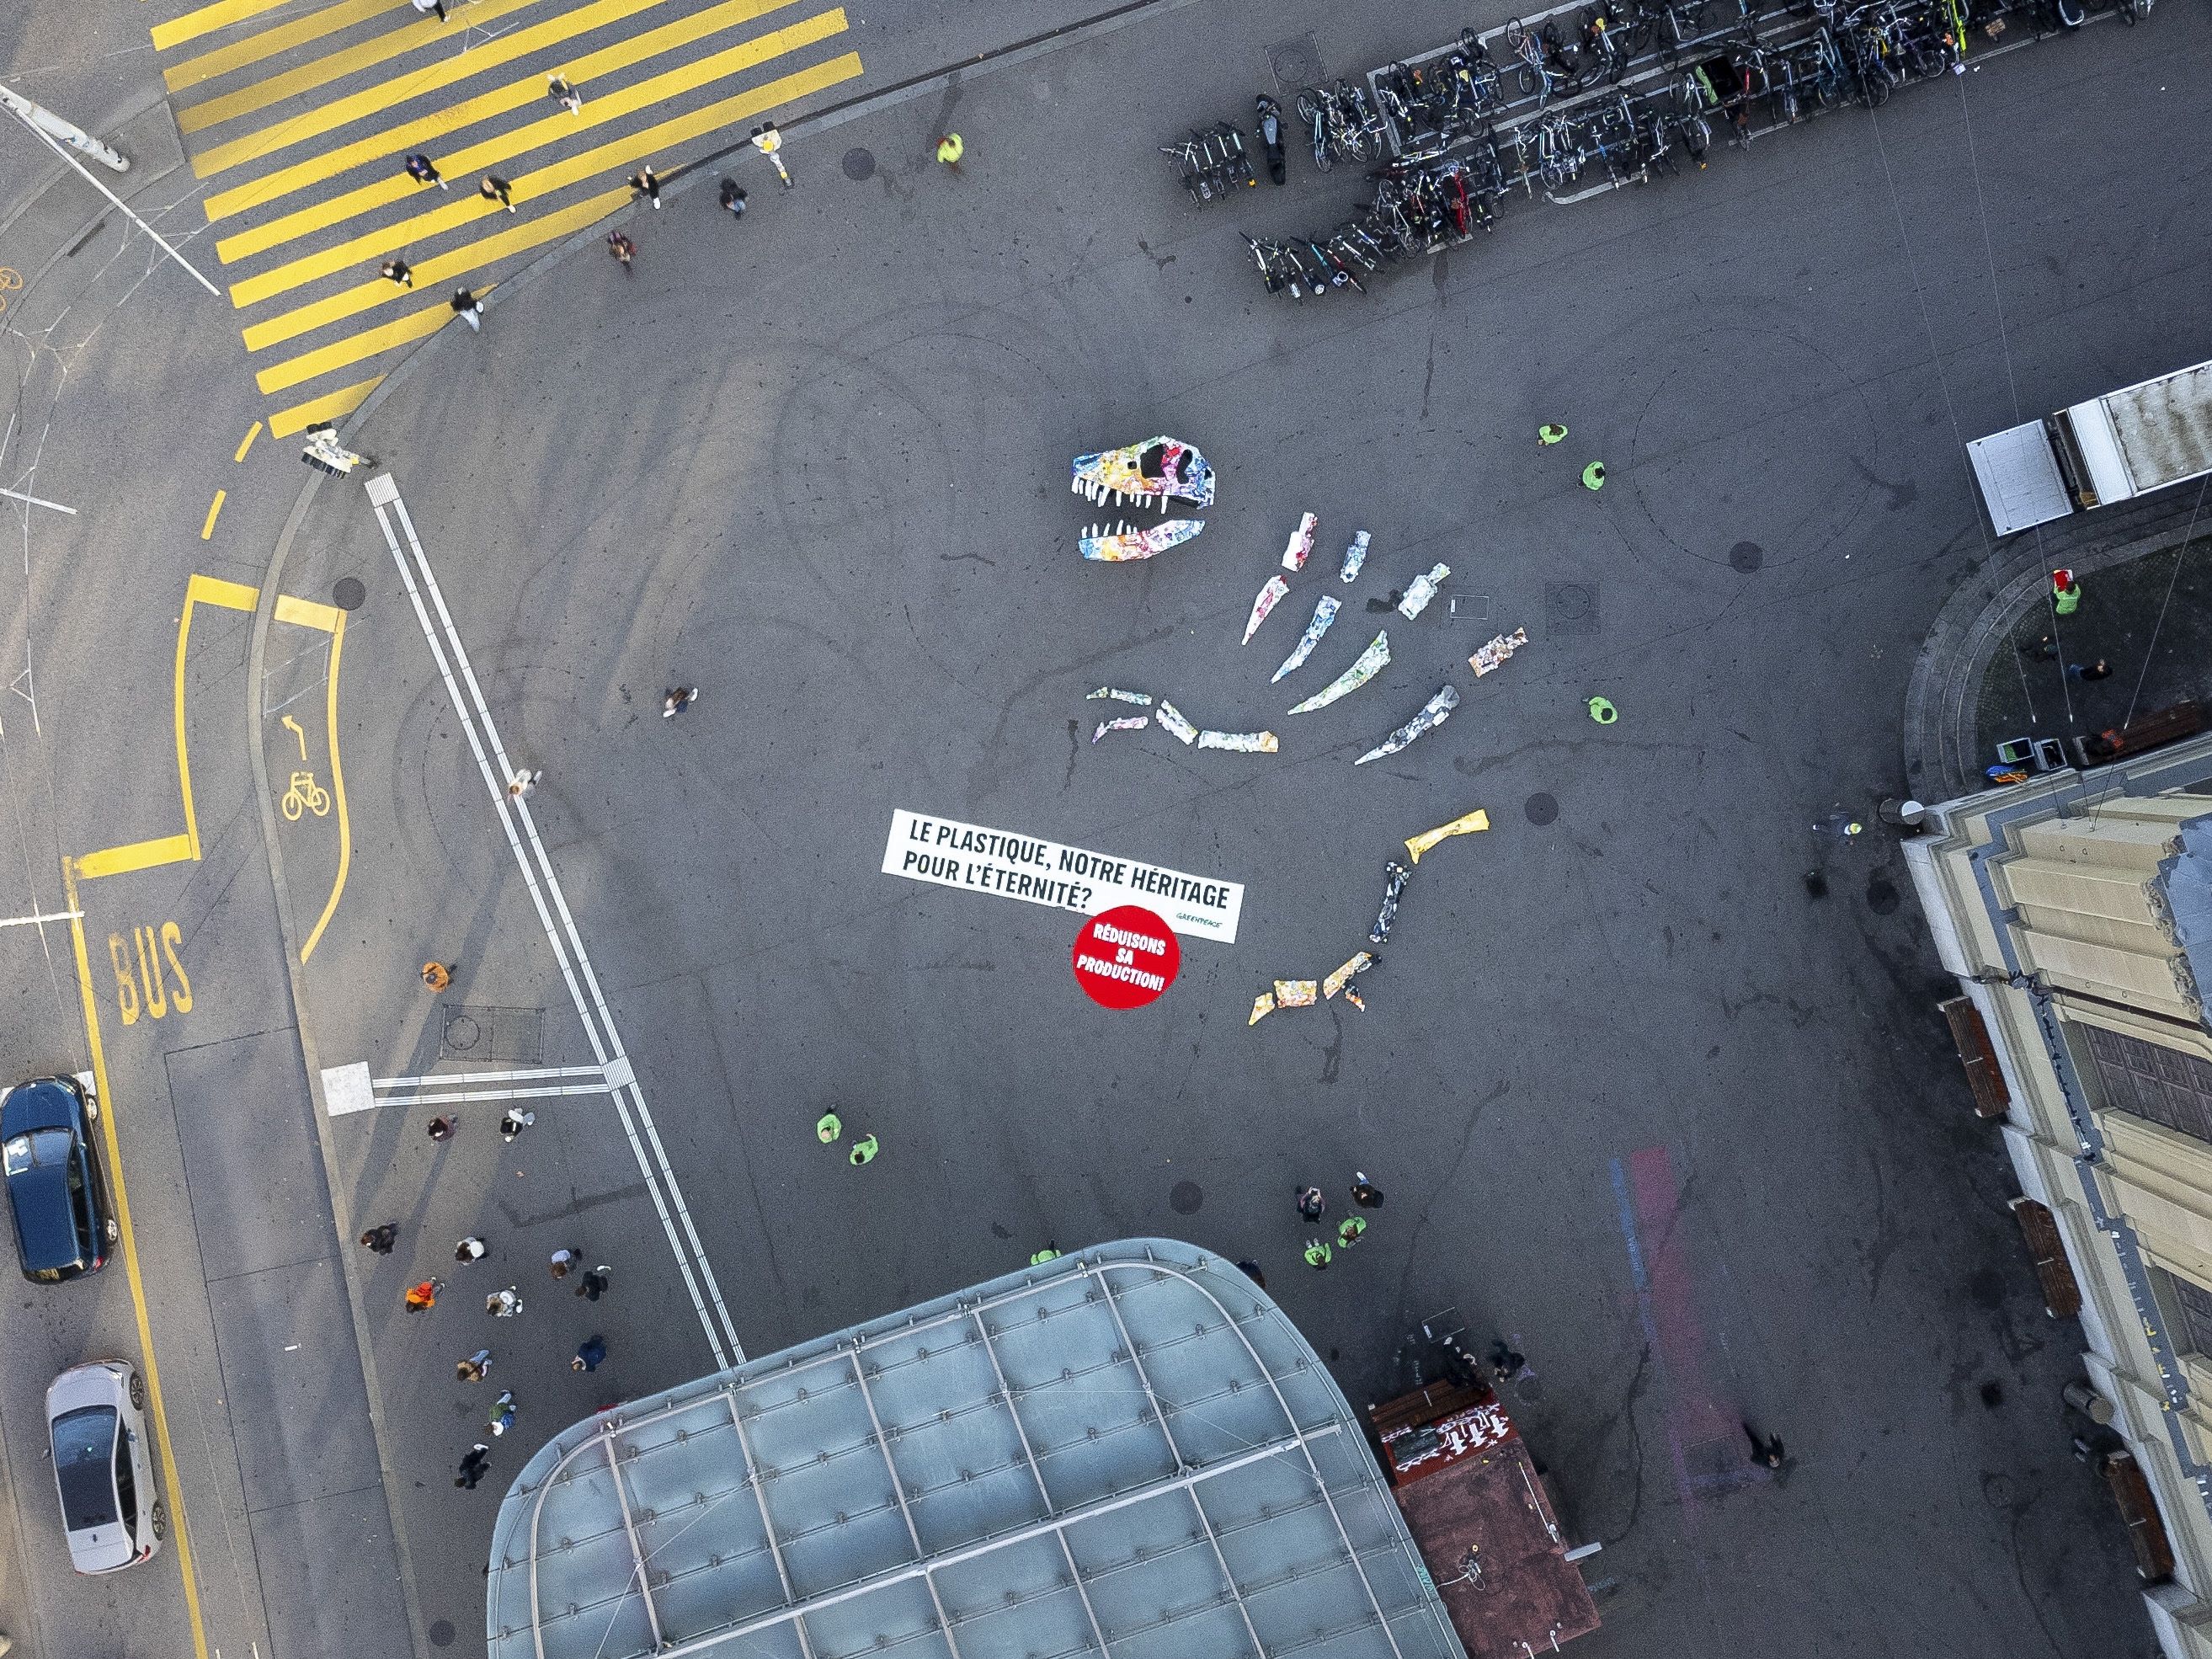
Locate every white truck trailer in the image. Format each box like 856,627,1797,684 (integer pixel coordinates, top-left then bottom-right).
1967,355,2212,536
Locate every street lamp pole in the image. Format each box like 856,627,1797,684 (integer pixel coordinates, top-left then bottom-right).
0,85,218,299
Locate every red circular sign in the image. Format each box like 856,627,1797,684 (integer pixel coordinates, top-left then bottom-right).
1071,905,1181,1009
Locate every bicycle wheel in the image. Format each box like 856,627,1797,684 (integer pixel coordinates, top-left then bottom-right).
1462,24,1487,51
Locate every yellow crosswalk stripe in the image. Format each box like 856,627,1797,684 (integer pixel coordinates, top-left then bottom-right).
153,0,372,53
228,51,860,308
177,0,545,136
243,190,618,348
270,378,384,437
216,6,843,264
163,0,408,95
255,303,453,395
203,0,804,224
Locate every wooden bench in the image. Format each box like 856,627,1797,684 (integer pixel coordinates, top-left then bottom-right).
2074,697,2206,767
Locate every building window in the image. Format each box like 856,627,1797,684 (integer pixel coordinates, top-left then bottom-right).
2151,1267,2212,1360
2079,1023,2212,1147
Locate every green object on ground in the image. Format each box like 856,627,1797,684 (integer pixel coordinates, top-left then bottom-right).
1029,1247,1060,1266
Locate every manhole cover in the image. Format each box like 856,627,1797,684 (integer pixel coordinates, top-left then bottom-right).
1866,874,1900,915
429,1619,455,1647
1524,792,1559,825
1729,541,1763,573
333,576,367,610
1544,582,1599,634
841,147,875,181
1266,32,1325,90
1170,1180,1203,1214
1982,1473,2016,1508
442,1013,480,1052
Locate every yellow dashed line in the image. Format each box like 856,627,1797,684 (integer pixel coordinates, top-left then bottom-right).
230,50,859,309
234,420,262,461
177,0,545,136
202,0,808,227
200,489,227,539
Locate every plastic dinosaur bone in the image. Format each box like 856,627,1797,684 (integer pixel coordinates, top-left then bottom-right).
1271,596,1341,683
1280,511,1318,572
1288,632,1389,713
1197,729,1278,753
1354,685,1460,765
1395,563,1451,620
1092,717,1149,743
1339,531,1370,584
1069,436,1217,510
1079,517,1204,562
1468,627,1529,676
1241,573,1291,644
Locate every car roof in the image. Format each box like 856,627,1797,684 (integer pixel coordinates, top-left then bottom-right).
0,1078,83,1139
8,1166,85,1273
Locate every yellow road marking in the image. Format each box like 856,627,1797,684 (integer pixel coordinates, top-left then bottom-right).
270,378,380,436
73,835,196,882
253,301,459,394
203,0,808,229
231,50,859,308
152,0,377,53
200,490,227,539
177,0,544,136
276,600,352,963
163,0,408,94
245,192,614,349
61,863,212,1659
233,419,262,461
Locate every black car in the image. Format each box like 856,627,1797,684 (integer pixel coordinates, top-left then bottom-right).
1,1077,115,1283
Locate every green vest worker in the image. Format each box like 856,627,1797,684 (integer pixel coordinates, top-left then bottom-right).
849,1133,879,1166
1336,1215,1367,1248
815,1112,842,1144
1303,1239,1333,1270
1581,460,1607,490
1029,1246,1061,1266
1586,696,1618,724
1538,423,1568,445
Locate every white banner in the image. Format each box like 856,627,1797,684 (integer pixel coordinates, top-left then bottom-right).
881,809,1244,942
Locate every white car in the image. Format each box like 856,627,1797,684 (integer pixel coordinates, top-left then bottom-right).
45,1360,163,1574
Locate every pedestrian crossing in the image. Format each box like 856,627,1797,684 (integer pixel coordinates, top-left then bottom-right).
151,0,864,435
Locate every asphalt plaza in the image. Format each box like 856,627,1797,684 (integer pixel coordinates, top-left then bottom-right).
209,0,2212,1655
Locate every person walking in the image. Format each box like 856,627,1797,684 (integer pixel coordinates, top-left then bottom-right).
606,230,635,271
487,1287,523,1317
1303,1239,1332,1271
1586,696,1618,725
380,258,414,288
450,287,482,330
403,153,447,189
427,1114,457,1141
1742,1422,1786,1469
2068,658,2112,680
1235,1259,1266,1288
1336,1214,1367,1249
1028,1243,1061,1266
1580,460,1607,491
478,174,516,212
2018,632,2060,661
935,132,964,170
500,1109,535,1140
1537,422,1568,445
506,766,540,798
849,1133,879,1166
1489,1339,1526,1384
547,74,583,114
1295,1185,1326,1224
456,1348,492,1382
360,1222,398,1254
573,1334,607,1371
663,686,699,717
456,1443,492,1489
422,961,452,990
629,164,661,207
1350,1172,1385,1208
815,1110,842,1142
488,1389,516,1435
574,1264,610,1301
405,1278,441,1311
548,1246,580,1280
718,179,747,217
410,0,448,20
455,1235,487,1263
2051,568,2081,614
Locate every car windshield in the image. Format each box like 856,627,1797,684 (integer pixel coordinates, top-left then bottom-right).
52,1406,120,1529
3,1129,72,1174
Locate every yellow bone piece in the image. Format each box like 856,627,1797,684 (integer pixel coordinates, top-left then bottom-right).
1274,979,1319,1008
1323,952,1373,999
1405,807,1490,864
1249,993,1277,1026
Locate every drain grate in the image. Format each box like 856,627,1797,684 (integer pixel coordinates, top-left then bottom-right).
441,1006,543,1066
1544,582,1600,635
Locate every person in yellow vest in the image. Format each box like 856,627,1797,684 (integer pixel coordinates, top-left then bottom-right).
849,1133,878,1166
936,132,965,168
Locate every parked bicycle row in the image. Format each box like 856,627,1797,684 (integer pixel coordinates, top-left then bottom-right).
1242,0,2153,299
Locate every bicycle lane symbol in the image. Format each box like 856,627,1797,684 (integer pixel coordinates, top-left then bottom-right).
278,717,330,821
